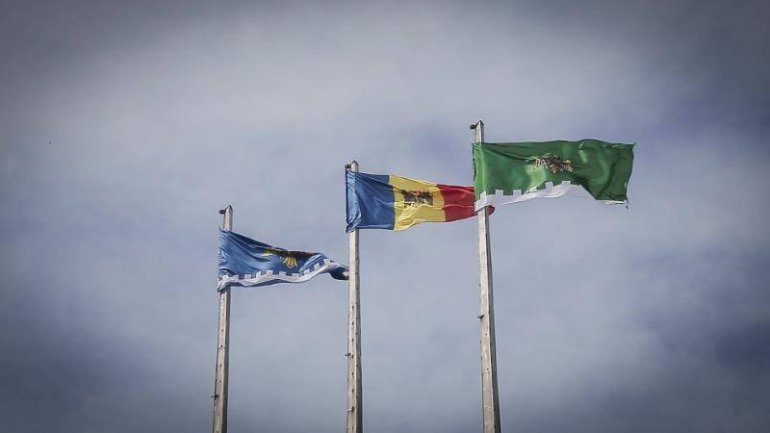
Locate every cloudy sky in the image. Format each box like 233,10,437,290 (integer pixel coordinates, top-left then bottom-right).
2,0,769,432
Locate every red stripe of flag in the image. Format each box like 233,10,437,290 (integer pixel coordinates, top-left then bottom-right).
437,184,477,222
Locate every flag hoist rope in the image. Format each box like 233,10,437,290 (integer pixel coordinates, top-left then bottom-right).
212,205,232,433
346,161,363,433
472,121,502,433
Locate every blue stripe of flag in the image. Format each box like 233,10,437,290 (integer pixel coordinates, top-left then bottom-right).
346,171,395,231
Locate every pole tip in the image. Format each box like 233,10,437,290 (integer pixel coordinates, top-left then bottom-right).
469,120,484,130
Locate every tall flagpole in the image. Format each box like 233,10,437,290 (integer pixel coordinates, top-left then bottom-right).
213,205,232,433
345,161,363,433
472,121,501,433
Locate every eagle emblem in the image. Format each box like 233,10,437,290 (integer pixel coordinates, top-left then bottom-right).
261,247,311,268
402,190,434,207
533,154,574,174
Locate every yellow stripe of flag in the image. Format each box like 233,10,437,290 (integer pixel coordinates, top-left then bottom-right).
389,175,447,230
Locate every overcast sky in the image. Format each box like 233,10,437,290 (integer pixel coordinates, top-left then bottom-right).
2,1,769,432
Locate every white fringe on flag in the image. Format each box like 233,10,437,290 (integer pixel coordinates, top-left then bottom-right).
474,181,624,211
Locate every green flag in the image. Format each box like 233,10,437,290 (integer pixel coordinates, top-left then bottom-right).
473,140,634,210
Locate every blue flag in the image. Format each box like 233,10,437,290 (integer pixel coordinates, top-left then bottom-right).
218,230,348,290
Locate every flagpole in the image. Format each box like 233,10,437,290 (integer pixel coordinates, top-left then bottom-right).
345,161,363,433
471,121,501,433
212,205,232,433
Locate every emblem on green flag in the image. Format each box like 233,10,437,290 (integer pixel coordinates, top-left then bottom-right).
472,140,634,210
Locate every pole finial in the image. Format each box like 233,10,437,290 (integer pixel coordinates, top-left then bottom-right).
471,120,484,143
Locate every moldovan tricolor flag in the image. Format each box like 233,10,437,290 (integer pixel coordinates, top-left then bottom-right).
473,140,634,210
346,171,477,231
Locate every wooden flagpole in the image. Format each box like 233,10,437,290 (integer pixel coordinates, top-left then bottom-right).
212,205,232,433
345,161,363,433
472,121,502,433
